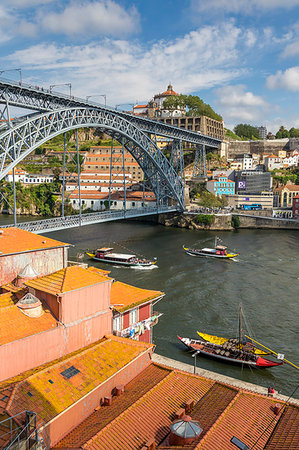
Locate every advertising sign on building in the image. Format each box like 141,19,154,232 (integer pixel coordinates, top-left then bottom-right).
238,181,246,189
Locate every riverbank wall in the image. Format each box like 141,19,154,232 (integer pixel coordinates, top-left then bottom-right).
152,354,299,404
157,212,299,231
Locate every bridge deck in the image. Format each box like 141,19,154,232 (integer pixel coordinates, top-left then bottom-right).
0,207,177,234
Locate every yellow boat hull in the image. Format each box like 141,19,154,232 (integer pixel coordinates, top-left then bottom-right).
197,332,267,355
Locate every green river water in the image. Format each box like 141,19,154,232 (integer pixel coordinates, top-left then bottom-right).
1,215,298,398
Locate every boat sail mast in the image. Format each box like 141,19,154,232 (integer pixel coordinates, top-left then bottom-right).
239,303,242,349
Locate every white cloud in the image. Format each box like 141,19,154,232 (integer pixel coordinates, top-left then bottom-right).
26,1,140,38
282,41,299,58
5,23,246,105
215,85,269,123
267,67,299,91
191,0,299,14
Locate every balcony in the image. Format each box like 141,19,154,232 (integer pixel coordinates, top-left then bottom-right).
113,312,163,339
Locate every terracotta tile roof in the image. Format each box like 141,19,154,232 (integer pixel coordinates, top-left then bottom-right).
0,291,19,309
0,337,107,391
111,281,164,312
197,392,283,450
55,363,171,448
1,283,27,294
25,265,111,296
6,335,153,424
87,266,111,276
0,304,58,345
82,370,213,449
0,228,70,256
264,405,299,449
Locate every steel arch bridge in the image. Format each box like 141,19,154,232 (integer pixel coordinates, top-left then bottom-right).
0,78,221,232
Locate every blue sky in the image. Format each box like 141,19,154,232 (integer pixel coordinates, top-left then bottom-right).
2,0,299,133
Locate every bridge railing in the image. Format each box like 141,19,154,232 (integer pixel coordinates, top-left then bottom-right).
0,206,177,233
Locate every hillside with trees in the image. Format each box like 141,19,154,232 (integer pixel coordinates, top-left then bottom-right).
162,94,222,121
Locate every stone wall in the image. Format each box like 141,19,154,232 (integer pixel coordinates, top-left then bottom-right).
228,139,289,159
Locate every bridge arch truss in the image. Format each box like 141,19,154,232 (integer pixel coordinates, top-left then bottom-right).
0,107,185,209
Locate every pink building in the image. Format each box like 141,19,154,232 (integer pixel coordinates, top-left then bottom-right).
0,227,70,286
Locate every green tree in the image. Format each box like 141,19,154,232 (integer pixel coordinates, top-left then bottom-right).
231,215,240,229
195,214,215,226
276,126,289,139
162,94,222,121
234,124,259,140
289,128,299,137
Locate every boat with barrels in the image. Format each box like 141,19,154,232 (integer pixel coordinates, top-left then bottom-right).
86,247,156,267
177,304,284,368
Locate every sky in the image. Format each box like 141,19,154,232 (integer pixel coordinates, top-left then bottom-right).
2,0,299,133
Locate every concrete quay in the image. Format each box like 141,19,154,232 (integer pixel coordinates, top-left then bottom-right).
152,353,299,406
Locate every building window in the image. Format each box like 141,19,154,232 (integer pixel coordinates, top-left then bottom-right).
113,315,122,331
130,308,138,325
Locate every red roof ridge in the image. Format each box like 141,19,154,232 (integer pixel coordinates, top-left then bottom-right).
83,369,176,448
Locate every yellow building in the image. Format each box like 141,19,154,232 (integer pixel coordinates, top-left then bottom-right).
273,182,299,207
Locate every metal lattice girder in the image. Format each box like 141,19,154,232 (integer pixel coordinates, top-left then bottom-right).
170,139,185,182
0,79,221,148
0,107,185,209
192,144,206,178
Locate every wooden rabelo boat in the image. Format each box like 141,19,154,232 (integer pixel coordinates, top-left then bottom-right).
183,237,239,259
177,335,284,368
178,305,284,368
86,247,156,267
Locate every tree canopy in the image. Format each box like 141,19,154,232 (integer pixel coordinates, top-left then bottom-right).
233,124,259,140
162,94,222,121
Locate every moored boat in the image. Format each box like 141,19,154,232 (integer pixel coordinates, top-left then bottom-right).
177,304,284,368
86,247,156,267
183,236,239,259
177,335,284,368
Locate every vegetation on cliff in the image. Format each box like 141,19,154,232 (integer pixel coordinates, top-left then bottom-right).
195,214,215,226
0,180,74,216
162,94,222,121
190,185,228,208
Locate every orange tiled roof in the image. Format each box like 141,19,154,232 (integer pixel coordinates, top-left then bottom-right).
134,104,148,108
87,266,111,276
25,265,111,296
0,228,70,256
55,365,295,450
0,304,58,345
111,281,164,312
6,335,153,423
0,291,19,309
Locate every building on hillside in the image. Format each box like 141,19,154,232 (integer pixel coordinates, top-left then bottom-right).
69,189,156,211
0,227,70,286
5,170,54,184
273,182,299,207
159,115,224,140
84,147,143,182
292,194,299,218
206,174,235,197
257,126,267,139
230,160,242,170
227,192,274,210
234,170,272,194
264,154,282,171
133,84,224,140
110,281,164,342
234,153,253,170
282,153,299,168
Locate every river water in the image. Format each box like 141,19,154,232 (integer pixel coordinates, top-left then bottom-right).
1,215,298,398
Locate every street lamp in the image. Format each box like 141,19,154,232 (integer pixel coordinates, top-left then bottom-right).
0,68,22,84
86,94,107,106
49,83,72,98
192,350,200,374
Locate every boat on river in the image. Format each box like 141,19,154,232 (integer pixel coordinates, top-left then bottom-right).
183,237,239,259
86,247,156,267
177,305,284,368
177,335,284,368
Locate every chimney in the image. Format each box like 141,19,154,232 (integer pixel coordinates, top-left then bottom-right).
169,415,203,446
